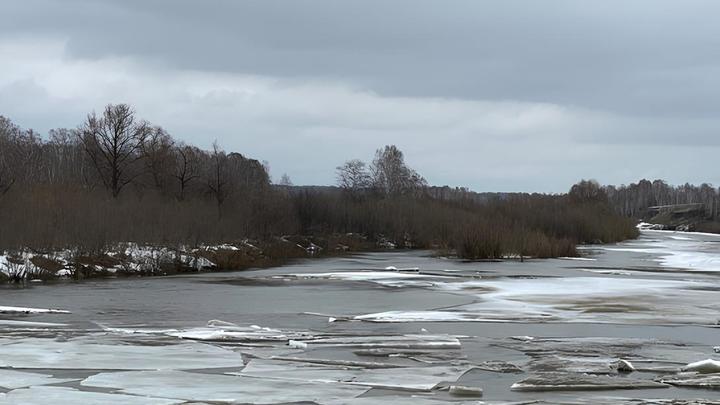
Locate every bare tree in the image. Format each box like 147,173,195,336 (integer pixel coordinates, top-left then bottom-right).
78,104,151,198
47,128,92,187
279,173,293,186
172,143,202,201
141,126,175,192
0,116,18,196
205,142,229,216
569,179,607,203
370,145,426,195
336,159,372,196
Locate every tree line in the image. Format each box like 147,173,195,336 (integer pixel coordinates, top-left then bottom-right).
0,104,638,262
604,179,720,220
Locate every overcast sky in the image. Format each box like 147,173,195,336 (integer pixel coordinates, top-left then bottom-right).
1,0,719,192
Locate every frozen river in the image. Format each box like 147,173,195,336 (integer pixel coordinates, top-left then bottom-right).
2,229,720,404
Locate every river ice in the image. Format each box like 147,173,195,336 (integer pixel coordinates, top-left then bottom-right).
2,228,720,403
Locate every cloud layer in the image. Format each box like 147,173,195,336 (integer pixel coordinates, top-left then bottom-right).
1,1,719,191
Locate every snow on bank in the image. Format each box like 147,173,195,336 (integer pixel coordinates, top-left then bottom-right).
0,242,252,279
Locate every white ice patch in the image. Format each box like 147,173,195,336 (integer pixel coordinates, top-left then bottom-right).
603,230,720,272
236,359,471,391
0,319,68,327
288,271,447,282
579,269,633,276
81,370,369,403
351,275,715,324
0,306,70,314
682,359,720,374
0,386,182,405
0,337,244,370
355,310,489,323
103,321,311,342
297,334,462,349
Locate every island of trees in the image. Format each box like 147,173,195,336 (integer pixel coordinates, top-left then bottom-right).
0,104,638,280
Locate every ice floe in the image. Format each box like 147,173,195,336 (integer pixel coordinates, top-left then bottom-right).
448,384,484,397
0,305,70,314
354,310,489,323
0,337,244,369
81,370,370,403
0,319,68,327
0,369,77,389
511,372,669,391
236,359,472,391
682,359,720,373
0,386,181,405
658,373,720,389
347,275,716,324
296,334,462,349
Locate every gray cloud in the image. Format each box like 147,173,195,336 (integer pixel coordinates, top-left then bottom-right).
1,0,719,191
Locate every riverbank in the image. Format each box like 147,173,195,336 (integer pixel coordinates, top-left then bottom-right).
0,233,378,282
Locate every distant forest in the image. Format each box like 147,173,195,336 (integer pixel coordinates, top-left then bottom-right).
0,104,637,261
604,179,720,232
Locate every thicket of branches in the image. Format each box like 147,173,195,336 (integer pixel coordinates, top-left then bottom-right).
0,105,638,260
294,178,637,259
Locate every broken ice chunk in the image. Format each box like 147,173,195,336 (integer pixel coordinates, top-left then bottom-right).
288,340,308,349
511,372,669,391
448,384,483,397
237,359,472,391
616,359,636,373
0,369,77,389
683,359,720,374
0,337,244,370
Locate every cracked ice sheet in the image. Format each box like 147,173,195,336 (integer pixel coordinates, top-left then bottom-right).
511,372,669,392
0,386,181,405
0,337,244,370
0,369,77,389
459,276,718,324
354,276,718,324
81,370,370,403
235,359,471,391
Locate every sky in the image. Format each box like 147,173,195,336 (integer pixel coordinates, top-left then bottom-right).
1,0,719,192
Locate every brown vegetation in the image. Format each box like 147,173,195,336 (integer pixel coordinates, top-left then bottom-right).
0,106,639,281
